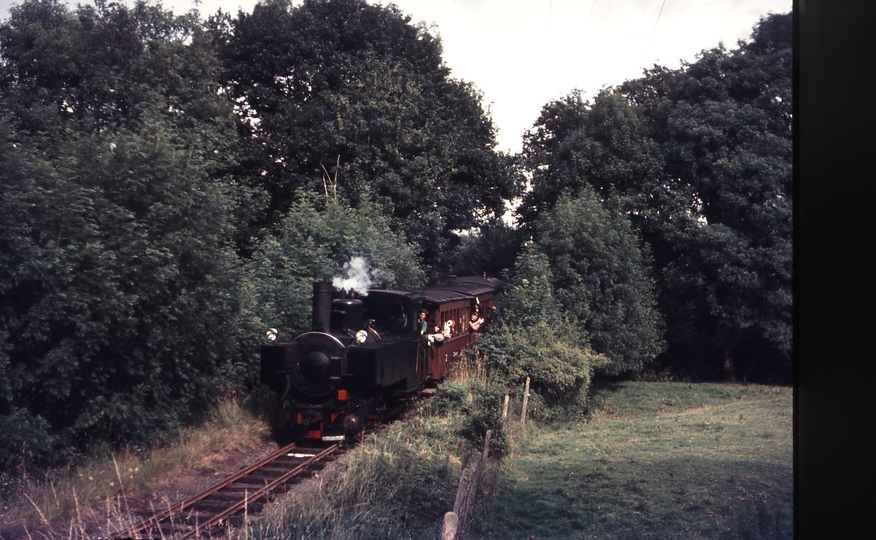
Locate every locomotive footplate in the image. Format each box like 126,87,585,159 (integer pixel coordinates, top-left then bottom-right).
395,382,426,397
321,423,346,442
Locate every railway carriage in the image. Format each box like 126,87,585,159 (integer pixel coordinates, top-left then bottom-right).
260,276,502,442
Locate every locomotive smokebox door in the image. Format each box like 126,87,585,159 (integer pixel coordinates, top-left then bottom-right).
287,332,347,398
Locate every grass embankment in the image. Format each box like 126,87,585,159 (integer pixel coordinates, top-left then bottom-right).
471,382,793,540
250,388,480,539
250,381,791,540
0,396,273,539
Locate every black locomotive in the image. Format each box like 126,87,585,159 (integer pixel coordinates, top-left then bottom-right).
260,276,502,442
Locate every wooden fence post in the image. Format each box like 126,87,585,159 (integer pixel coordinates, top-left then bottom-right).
481,430,491,464
449,429,492,539
501,394,509,421
520,377,530,424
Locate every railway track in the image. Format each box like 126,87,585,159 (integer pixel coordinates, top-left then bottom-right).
112,442,342,539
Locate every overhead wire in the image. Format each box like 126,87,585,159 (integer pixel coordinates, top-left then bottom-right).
640,0,667,69
588,0,596,29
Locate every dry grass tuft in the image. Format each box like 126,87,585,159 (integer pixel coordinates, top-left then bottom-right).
1,396,272,539
449,350,492,386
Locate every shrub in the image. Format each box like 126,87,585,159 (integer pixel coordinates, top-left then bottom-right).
471,248,609,423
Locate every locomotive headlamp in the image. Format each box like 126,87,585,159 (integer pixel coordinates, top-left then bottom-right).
355,329,368,344
266,328,278,342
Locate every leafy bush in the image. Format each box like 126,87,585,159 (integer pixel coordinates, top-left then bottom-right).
472,248,608,423
476,324,607,423
423,379,512,459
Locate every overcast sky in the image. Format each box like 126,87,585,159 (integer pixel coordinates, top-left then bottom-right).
1,0,792,153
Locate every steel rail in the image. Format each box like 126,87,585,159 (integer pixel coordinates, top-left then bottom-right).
113,441,302,539
177,443,340,539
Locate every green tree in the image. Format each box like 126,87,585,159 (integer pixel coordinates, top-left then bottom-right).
0,0,260,466
618,13,792,380
518,13,791,381
248,191,425,339
0,0,266,250
519,89,660,231
214,0,523,275
535,190,664,375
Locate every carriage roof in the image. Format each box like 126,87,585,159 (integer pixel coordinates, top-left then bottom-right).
368,276,503,305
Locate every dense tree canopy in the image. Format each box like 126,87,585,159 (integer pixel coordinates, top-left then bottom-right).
214,0,523,274
519,89,661,230
0,0,521,468
520,13,792,381
620,13,792,380
0,0,791,473
0,0,266,245
0,0,259,465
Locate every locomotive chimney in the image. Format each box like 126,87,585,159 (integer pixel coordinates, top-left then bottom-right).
312,282,333,332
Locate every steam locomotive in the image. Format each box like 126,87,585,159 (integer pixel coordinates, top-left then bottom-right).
260,276,502,442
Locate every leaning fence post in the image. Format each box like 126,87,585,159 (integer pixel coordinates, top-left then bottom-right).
520,377,530,424
450,429,492,539
452,460,478,537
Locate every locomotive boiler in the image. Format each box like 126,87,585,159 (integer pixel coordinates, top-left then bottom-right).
260,276,502,442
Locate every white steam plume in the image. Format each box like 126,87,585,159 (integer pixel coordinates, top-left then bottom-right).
332,257,381,296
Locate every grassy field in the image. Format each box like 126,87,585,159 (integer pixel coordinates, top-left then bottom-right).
468,381,793,540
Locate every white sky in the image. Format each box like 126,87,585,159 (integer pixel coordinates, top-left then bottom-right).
1,0,792,153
